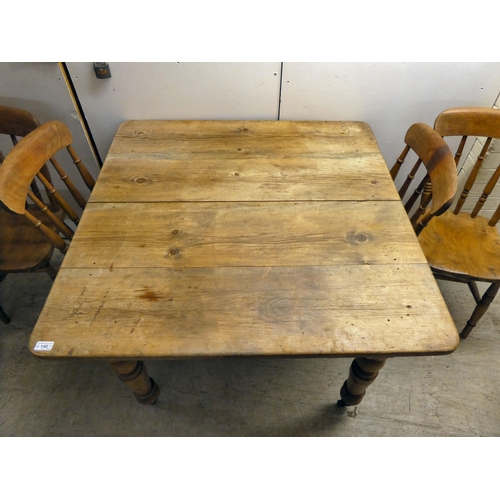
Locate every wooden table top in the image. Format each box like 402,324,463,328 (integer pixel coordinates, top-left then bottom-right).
29,120,459,359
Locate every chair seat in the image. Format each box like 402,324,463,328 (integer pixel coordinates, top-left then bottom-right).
0,205,65,272
418,211,500,282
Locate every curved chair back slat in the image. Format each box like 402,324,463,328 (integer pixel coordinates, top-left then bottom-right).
0,105,40,137
0,121,72,214
434,107,500,138
391,122,457,236
434,107,500,225
404,123,457,220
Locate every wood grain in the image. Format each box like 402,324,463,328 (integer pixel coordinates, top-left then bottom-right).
92,120,395,203
30,265,458,359
0,104,40,138
0,121,72,214
392,123,457,236
403,123,456,219
90,156,397,203
108,120,382,159
62,201,426,269
419,211,500,281
434,107,500,138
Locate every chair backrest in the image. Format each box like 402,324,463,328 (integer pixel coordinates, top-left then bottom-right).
434,107,500,226
0,105,40,140
390,122,457,236
0,120,95,254
0,105,67,209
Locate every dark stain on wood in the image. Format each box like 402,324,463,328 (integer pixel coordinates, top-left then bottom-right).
138,286,164,302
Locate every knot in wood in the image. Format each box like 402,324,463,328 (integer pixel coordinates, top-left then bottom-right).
346,231,370,245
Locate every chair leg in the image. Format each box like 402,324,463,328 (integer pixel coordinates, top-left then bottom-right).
45,264,58,281
0,303,10,324
0,274,10,324
461,282,500,339
467,281,482,304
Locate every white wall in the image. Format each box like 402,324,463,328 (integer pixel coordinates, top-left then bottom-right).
0,62,100,212
0,62,98,175
280,62,500,170
67,62,282,160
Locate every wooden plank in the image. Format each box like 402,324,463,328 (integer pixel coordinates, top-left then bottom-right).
62,201,427,269
90,155,397,203
29,265,458,359
107,120,383,159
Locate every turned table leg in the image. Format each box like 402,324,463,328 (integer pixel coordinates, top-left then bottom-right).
337,357,387,407
110,360,160,405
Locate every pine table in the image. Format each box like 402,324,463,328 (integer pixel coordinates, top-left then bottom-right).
29,120,459,406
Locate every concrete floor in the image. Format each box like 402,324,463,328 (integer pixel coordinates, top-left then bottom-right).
1,254,499,437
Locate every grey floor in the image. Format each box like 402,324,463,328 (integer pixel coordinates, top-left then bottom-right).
1,253,499,436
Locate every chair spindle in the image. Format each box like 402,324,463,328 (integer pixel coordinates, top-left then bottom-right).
23,210,68,254
405,174,429,213
410,178,432,227
67,145,96,191
399,158,422,199
29,178,43,201
38,164,59,212
454,137,492,214
467,282,482,304
453,136,468,165
27,191,74,239
49,157,87,209
36,171,80,224
390,145,410,180
488,201,500,226
471,160,500,218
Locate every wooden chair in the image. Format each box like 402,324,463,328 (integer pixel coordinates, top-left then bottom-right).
390,122,457,236
416,107,500,339
0,117,95,324
0,105,41,324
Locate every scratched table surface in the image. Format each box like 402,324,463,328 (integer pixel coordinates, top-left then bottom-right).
29,121,459,361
